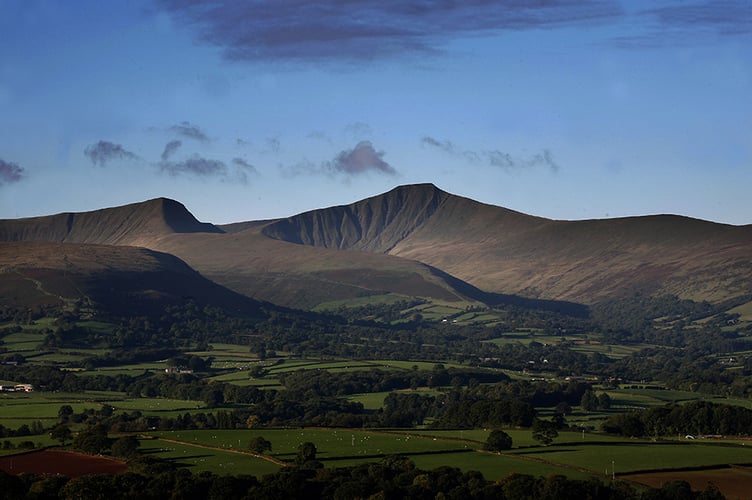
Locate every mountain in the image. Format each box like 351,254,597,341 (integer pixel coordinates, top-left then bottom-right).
0,197,221,247
2,184,751,310
254,183,752,304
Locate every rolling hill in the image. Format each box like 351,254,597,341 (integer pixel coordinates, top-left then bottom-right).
1,183,751,311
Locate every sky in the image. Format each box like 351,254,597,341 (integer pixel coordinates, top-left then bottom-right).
1,1,750,225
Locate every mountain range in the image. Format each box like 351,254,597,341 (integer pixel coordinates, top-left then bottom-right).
2,183,751,314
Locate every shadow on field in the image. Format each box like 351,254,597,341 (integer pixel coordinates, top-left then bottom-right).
513,449,577,456
319,449,473,463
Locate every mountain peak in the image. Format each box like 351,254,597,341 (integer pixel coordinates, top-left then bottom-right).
261,183,451,251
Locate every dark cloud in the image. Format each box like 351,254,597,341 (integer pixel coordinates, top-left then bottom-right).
161,140,183,161
0,159,25,185
422,136,559,173
329,141,396,175
84,141,139,166
160,155,227,177
157,0,621,63
170,121,210,142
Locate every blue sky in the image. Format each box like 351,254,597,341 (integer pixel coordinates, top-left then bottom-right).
1,0,750,225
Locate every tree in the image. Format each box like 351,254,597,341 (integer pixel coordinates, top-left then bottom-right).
111,435,140,459
597,392,612,410
245,415,260,429
249,436,272,455
72,424,111,455
58,404,74,423
483,429,513,452
580,389,598,412
50,424,73,446
532,419,559,446
296,441,317,465
554,401,572,416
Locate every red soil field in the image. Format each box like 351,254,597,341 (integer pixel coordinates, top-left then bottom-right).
624,466,752,500
0,449,127,478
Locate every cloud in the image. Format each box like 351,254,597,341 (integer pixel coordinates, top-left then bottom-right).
0,158,24,185
265,136,281,154
644,1,752,36
161,140,183,161
613,1,752,48
328,141,397,176
422,136,559,173
344,122,373,138
170,121,210,142
157,0,621,63
231,157,259,184
160,155,227,177
84,141,140,166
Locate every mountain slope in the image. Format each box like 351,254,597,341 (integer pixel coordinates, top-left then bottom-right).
260,184,752,304
0,198,221,247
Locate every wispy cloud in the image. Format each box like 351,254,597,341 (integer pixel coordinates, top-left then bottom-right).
0,158,25,185
160,155,227,177
84,140,140,167
344,122,373,138
329,141,396,175
161,140,182,161
170,121,210,142
613,1,752,48
157,0,621,63
645,1,752,36
231,157,259,184
422,136,559,173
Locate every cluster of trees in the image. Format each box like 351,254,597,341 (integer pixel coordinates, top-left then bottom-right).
0,453,722,500
279,365,509,397
602,401,752,438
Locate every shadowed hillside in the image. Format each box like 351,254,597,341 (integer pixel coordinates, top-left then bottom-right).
0,241,263,316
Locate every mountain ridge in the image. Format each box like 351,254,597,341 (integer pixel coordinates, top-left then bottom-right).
2,183,751,309
0,197,221,247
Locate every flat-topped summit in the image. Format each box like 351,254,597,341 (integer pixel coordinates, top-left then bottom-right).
0,197,222,246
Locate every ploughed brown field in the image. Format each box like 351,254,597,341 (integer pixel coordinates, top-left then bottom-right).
623,466,752,500
0,450,127,478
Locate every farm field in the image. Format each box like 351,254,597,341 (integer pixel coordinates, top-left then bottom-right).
140,427,752,485
623,465,752,499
